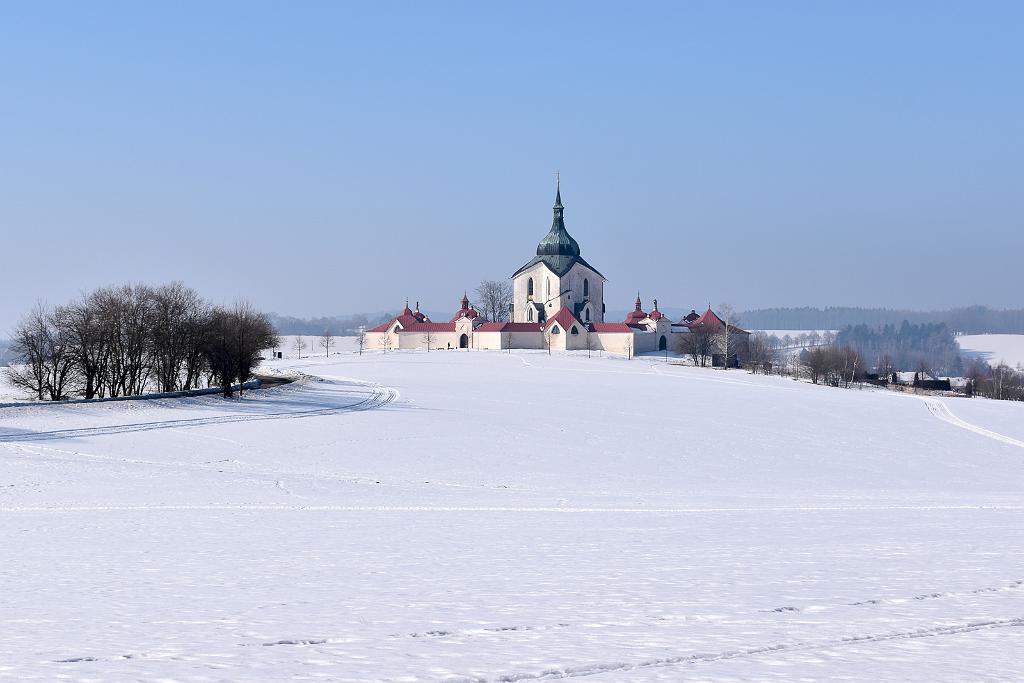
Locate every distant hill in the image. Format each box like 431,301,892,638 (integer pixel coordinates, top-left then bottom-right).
738,306,1024,334
267,312,400,336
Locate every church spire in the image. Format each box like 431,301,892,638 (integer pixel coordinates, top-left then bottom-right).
554,172,563,210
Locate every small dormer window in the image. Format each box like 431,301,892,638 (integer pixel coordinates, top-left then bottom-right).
584,308,590,322
551,325,560,334
527,308,534,322
570,326,578,335
393,325,400,334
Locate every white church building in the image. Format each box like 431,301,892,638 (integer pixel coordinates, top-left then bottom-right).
366,182,749,357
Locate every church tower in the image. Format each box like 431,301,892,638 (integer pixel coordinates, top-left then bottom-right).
510,179,606,324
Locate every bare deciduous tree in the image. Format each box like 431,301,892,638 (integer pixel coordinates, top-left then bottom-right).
149,282,207,392
57,293,110,399
474,280,513,323
319,329,334,357
292,336,307,359
717,303,738,370
680,330,714,367
203,302,279,398
746,332,775,374
5,302,75,401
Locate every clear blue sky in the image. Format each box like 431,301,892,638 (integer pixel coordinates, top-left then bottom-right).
1,2,1021,328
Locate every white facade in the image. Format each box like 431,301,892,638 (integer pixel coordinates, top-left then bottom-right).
512,261,605,325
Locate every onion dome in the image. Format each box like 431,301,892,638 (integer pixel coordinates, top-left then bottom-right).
511,177,606,280
535,179,581,258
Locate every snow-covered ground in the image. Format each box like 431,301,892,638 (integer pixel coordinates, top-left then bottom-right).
2,349,1023,681
958,334,1024,368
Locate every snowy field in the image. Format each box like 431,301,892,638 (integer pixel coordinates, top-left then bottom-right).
2,348,1024,681
958,334,1024,368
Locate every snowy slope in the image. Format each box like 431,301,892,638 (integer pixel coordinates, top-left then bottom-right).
958,333,1024,368
2,350,1023,681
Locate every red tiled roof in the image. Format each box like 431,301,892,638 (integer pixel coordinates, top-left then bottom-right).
476,322,544,333
449,293,480,322
406,322,456,332
542,306,583,333
366,311,425,333
588,322,635,333
680,308,750,335
449,308,479,322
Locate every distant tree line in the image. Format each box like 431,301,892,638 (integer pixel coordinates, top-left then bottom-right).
836,322,962,376
732,329,1024,402
268,312,396,336
5,282,278,401
739,305,1024,334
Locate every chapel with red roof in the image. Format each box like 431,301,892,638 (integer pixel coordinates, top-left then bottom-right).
364,180,749,362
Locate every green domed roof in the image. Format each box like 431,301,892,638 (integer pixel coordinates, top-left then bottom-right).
535,184,580,258
511,181,604,279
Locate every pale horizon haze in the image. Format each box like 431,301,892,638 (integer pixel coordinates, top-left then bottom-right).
1,2,1022,330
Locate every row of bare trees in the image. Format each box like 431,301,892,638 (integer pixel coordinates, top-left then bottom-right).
965,360,1024,401
799,346,865,387
5,283,278,401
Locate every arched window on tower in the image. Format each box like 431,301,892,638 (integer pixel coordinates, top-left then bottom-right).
527,278,534,297
583,278,589,297
584,307,591,322
527,308,534,322
546,278,551,298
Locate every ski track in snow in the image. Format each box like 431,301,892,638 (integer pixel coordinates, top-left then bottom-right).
444,617,1024,682
919,397,1024,449
50,617,1024,679
0,377,398,443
